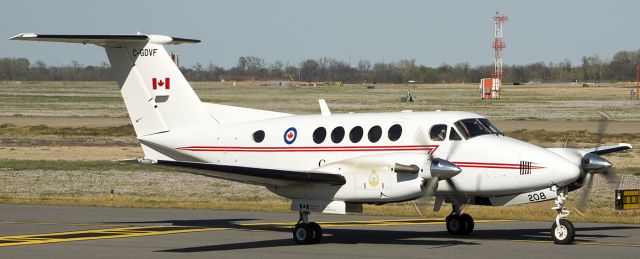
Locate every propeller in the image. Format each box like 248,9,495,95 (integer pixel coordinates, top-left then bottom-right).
412,130,464,216
574,112,616,213
420,131,464,193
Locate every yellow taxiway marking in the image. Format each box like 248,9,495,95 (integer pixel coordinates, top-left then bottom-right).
2,220,128,228
0,226,227,247
512,239,640,248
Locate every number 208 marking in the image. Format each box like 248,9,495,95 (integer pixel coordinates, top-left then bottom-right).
528,192,547,202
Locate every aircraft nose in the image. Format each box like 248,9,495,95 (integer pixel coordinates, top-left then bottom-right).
551,156,582,187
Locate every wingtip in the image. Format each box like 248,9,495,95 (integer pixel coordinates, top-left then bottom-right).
9,33,37,40
619,143,633,149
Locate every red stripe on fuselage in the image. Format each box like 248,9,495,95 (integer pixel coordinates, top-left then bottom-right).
177,145,438,153
453,161,545,170
452,161,520,166
455,165,545,169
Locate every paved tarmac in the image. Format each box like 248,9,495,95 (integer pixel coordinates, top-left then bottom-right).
1,204,639,258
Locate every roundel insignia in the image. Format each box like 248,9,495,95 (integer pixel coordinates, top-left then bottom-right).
368,170,379,187
283,127,297,144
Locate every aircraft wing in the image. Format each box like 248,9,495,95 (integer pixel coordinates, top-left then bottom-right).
152,160,346,187
586,143,632,155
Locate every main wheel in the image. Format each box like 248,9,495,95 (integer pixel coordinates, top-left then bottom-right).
293,223,314,244
551,219,575,244
308,222,323,244
459,214,474,235
446,214,465,235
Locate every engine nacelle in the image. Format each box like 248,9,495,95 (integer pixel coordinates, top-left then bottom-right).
284,153,462,203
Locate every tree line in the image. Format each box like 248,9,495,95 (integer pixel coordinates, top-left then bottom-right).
3,49,640,83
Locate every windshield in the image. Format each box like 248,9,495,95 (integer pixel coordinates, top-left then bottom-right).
454,118,502,139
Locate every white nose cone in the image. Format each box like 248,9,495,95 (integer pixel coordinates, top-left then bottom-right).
552,156,582,187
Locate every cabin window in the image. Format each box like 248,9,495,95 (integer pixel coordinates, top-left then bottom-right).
349,126,364,143
429,124,447,141
388,124,402,141
252,130,265,143
368,125,382,143
449,127,462,141
313,127,327,144
331,126,345,143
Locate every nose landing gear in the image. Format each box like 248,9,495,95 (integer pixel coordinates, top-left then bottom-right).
445,204,474,235
293,211,323,244
550,186,575,244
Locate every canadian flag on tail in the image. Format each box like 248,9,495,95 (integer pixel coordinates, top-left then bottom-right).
152,78,171,90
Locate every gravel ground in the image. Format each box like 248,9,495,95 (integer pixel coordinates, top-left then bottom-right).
0,169,281,202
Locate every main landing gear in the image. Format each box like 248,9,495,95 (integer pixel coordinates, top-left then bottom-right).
550,186,575,244
445,204,474,235
293,211,323,244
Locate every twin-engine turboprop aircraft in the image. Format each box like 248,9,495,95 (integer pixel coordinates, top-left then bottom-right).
11,33,632,245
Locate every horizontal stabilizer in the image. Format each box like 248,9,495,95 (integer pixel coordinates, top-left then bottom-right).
10,33,199,45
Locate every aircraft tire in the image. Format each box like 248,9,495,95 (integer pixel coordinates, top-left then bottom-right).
551,219,575,244
459,214,474,235
293,223,314,244
445,214,466,235
309,222,323,244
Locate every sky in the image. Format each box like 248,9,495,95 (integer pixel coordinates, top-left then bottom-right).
1,0,638,68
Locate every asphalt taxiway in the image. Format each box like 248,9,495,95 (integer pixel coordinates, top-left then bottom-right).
1,204,638,258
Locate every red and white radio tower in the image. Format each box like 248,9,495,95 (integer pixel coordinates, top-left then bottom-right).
492,12,508,97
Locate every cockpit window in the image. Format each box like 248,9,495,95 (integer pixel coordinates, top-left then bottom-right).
454,118,502,139
429,124,448,141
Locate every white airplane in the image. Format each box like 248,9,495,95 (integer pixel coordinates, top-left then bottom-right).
11,33,632,245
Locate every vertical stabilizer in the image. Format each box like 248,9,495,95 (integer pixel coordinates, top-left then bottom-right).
10,34,215,137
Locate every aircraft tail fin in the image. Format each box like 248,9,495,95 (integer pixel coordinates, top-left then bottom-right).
10,33,215,137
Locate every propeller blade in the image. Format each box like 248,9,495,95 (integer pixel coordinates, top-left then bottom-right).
445,177,459,193
424,176,439,196
602,169,622,190
576,173,593,213
446,138,462,161
596,111,610,147
412,200,424,217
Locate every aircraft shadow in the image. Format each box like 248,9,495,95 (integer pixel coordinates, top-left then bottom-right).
106,218,640,253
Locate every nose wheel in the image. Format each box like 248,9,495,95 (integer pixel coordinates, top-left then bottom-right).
551,219,575,244
551,186,575,244
293,211,322,244
445,204,474,235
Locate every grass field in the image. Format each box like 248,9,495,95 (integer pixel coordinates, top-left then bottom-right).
2,81,640,120
1,81,639,223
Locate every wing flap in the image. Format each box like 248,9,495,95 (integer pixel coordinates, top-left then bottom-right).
153,160,345,186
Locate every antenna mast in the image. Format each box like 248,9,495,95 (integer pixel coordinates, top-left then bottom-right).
492,12,508,98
